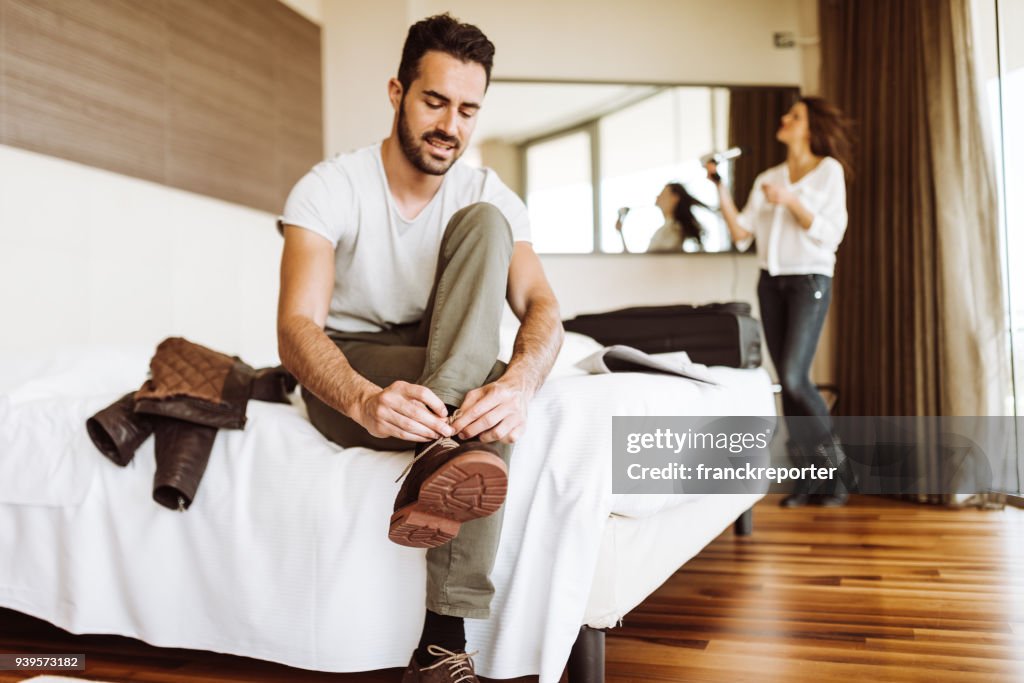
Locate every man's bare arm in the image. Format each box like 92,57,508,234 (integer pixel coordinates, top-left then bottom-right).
502,243,564,396
277,226,451,441
450,241,563,443
277,226,376,414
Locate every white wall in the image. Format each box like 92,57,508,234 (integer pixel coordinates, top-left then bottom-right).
320,0,407,157
278,0,323,24
795,0,821,95
0,144,283,365
412,0,804,84
548,254,762,319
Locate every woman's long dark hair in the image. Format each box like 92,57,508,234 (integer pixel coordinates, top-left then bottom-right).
666,183,710,246
801,96,855,180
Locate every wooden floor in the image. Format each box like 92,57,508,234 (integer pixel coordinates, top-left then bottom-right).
0,495,1021,682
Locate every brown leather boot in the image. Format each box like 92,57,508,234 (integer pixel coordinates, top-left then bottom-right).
86,392,154,467
401,646,479,683
389,437,508,549
151,416,218,511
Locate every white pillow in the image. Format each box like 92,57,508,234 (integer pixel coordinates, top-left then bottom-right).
0,345,152,403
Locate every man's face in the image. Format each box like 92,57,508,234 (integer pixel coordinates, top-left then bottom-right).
394,50,487,176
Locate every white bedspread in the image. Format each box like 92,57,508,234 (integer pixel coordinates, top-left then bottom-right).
0,340,773,682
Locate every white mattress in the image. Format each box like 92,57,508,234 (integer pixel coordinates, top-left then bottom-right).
0,338,774,682
584,493,763,628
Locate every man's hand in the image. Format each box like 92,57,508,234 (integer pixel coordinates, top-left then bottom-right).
352,381,454,442
449,377,531,444
761,182,795,207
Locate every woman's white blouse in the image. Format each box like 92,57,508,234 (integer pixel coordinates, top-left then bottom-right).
646,220,683,252
734,156,848,277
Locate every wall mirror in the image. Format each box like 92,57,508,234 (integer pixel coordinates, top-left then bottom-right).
467,80,799,254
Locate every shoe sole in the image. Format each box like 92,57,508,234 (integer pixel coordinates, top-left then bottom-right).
389,450,508,549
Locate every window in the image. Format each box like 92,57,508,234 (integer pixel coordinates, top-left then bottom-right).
994,0,1024,492
524,130,594,254
975,0,1023,493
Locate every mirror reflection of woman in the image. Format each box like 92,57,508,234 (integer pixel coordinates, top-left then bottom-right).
707,97,854,508
615,183,709,253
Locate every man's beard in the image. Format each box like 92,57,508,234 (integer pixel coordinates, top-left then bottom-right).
397,98,462,176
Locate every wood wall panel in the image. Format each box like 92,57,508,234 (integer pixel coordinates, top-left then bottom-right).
1,0,168,183
0,0,322,214
271,0,322,211
164,0,279,209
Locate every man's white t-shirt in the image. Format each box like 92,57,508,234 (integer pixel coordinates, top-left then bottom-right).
279,142,531,333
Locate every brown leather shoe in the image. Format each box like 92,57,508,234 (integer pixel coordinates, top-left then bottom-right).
401,646,479,682
389,437,508,549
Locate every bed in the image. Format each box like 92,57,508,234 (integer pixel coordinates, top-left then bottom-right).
0,331,774,682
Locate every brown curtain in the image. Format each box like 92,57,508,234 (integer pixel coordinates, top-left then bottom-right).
727,88,800,209
820,0,1011,506
820,0,1009,419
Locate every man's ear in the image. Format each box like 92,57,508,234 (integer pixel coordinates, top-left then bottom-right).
387,78,403,113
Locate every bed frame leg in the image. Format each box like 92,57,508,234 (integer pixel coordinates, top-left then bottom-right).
734,507,753,536
567,625,606,683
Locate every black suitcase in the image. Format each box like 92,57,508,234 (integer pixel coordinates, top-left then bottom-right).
563,302,762,368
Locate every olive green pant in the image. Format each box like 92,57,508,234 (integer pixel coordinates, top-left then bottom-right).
303,202,514,619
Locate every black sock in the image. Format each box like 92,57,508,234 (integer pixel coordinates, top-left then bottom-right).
415,610,465,665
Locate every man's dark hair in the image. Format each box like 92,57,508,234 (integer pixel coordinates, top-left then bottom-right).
397,14,495,91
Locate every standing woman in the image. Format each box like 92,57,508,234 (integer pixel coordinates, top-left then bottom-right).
707,97,854,507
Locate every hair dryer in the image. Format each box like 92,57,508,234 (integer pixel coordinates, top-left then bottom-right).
700,147,743,166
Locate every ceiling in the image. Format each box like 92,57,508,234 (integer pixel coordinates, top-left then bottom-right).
471,82,660,146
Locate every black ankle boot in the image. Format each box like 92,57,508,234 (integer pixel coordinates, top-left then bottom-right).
810,433,854,507
779,441,813,508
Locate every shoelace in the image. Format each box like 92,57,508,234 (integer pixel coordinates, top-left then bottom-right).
421,645,478,682
394,412,461,484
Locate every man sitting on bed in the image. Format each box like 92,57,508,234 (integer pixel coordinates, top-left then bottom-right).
275,13,563,682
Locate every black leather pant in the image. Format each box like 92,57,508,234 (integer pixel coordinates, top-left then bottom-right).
757,270,833,448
